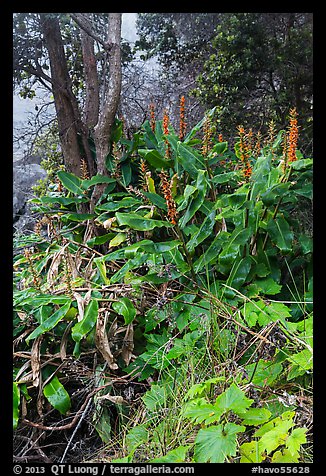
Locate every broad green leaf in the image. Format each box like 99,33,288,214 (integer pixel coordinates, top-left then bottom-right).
238,407,272,426
245,360,283,387
138,149,173,169
183,398,222,425
239,441,264,463
110,254,148,283
126,425,149,453
193,231,228,272
218,228,251,269
143,192,167,210
271,449,299,463
96,197,141,212
267,216,293,253
26,301,72,343
71,299,99,343
287,349,312,380
116,212,172,231
39,195,88,206
187,210,216,252
62,212,95,222
286,427,307,456
254,411,295,438
212,171,239,184
18,294,71,307
215,383,253,415
290,158,313,170
109,232,127,248
86,233,114,247
150,446,189,463
212,141,228,155
94,256,110,284
177,142,206,178
112,297,136,324
224,256,252,297
13,383,20,429
261,183,291,206
194,423,245,463
81,174,116,190
178,170,208,228
43,376,71,415
258,419,295,454
255,277,282,295
142,384,167,412
57,171,84,195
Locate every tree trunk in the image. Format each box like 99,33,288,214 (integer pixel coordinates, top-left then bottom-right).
40,15,83,177
90,13,121,209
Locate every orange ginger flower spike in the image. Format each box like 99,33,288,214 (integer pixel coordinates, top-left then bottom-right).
149,102,156,132
159,169,178,225
163,109,172,158
179,95,186,141
287,108,299,163
218,133,224,143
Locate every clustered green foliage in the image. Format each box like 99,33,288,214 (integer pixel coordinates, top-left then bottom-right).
13,108,312,463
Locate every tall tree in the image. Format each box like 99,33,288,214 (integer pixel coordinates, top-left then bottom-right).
13,13,122,206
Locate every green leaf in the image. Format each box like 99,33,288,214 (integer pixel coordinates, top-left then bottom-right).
126,425,149,453
138,149,173,169
109,232,127,248
287,349,312,380
218,228,251,269
81,175,116,190
238,407,272,426
183,398,222,425
71,299,99,343
43,376,71,415
245,360,283,387
258,419,295,454
187,210,216,252
215,383,253,415
286,427,307,456
13,383,20,429
255,277,282,295
116,212,172,231
194,423,245,463
213,141,228,155
26,301,72,343
57,171,84,195
193,231,227,272
86,233,115,247
267,216,293,253
112,297,136,324
290,158,313,170
39,195,88,206
150,446,189,463
143,192,168,210
224,256,252,297
212,171,239,184
177,142,206,178
142,384,167,412
96,197,141,212
239,441,264,463
94,256,110,284
62,212,95,222
271,449,299,463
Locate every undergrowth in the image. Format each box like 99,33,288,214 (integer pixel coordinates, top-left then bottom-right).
13,102,313,463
